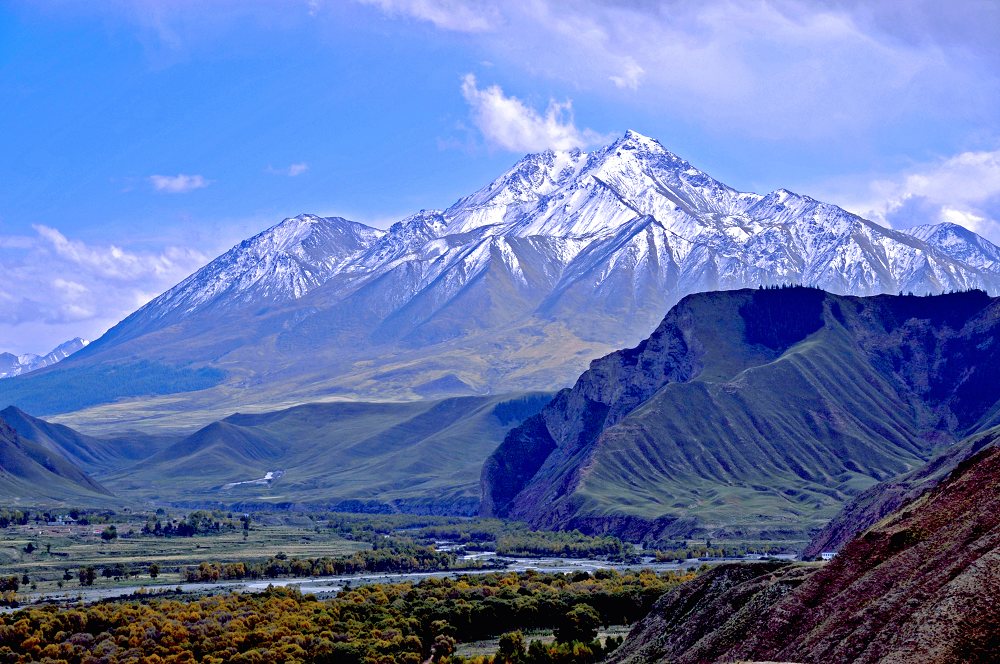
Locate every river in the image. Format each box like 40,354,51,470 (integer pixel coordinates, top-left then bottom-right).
4,551,797,613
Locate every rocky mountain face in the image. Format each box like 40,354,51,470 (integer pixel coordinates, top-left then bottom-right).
612,443,1000,664
5,131,1000,422
482,288,1000,541
0,338,88,380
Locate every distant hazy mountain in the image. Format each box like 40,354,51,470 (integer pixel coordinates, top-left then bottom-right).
0,338,88,379
5,131,1000,420
482,288,1000,541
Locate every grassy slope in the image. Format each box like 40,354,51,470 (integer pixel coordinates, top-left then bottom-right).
803,423,1000,557
101,393,548,511
0,420,116,506
495,289,1000,540
0,406,166,473
575,324,927,532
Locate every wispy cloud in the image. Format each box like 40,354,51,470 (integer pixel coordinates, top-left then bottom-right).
831,150,1000,243
357,0,499,33
0,226,209,352
267,162,310,177
365,0,1000,141
149,173,210,193
460,73,607,152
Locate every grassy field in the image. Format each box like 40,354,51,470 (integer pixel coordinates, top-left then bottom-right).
0,512,367,593
72,393,552,514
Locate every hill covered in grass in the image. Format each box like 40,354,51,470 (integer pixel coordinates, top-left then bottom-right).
102,393,550,514
482,287,1000,541
0,416,112,505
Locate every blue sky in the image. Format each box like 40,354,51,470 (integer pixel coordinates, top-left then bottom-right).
2,0,1000,352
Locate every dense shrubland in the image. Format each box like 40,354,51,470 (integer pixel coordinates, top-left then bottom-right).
183,542,461,582
0,568,694,663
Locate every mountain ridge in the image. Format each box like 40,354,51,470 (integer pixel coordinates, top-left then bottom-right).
0,414,112,503
5,131,1000,424
0,338,88,380
482,287,1000,540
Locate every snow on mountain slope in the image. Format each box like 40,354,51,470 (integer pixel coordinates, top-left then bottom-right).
903,222,1000,270
0,338,89,379
131,131,1000,339
26,131,1000,413
144,214,384,320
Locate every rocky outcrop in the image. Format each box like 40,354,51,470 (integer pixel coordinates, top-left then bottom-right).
608,562,814,664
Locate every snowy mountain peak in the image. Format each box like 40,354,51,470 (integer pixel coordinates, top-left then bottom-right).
0,337,89,379
33,130,1000,408
612,129,668,153
138,214,384,320
904,222,1000,268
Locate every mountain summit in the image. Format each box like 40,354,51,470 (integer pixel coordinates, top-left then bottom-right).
5,132,1000,422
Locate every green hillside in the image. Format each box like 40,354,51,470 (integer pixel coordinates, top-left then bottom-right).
102,392,550,513
0,418,114,506
484,288,1000,541
0,406,167,472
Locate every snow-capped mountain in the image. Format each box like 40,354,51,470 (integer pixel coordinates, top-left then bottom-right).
0,338,89,379
10,131,1000,416
149,214,384,319
139,131,1000,325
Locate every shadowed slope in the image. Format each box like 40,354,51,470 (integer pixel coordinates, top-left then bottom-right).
0,406,163,472
0,418,112,503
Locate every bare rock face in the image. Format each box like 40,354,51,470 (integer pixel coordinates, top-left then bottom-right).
608,562,813,664
482,288,1000,541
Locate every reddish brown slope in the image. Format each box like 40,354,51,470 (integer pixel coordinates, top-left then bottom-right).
612,445,1000,663
738,445,1000,663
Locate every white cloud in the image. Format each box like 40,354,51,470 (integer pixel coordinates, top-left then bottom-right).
364,0,998,141
358,0,498,33
460,73,607,152
0,226,209,353
833,149,1000,244
609,59,644,91
149,173,210,193
267,162,310,177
